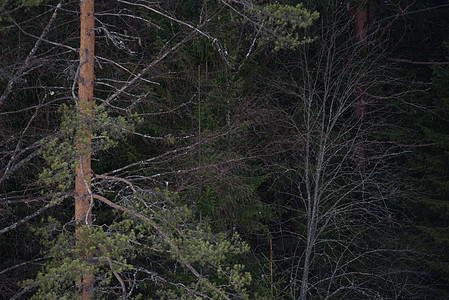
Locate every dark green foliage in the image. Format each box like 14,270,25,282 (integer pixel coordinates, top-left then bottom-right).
39,103,135,193
380,2,449,297
5,0,449,299
406,63,449,296
246,2,319,51
23,190,253,299
25,218,134,299
0,0,47,23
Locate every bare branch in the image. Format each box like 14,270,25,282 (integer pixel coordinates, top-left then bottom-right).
0,2,63,107
0,201,53,235
387,58,449,66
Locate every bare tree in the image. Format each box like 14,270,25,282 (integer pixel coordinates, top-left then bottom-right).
257,2,425,299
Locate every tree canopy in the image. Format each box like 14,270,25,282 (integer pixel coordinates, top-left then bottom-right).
1,0,449,299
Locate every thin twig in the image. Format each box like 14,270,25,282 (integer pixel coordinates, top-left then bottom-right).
387,58,449,66
0,2,63,107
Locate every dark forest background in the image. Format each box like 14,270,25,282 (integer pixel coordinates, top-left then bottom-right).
1,0,449,299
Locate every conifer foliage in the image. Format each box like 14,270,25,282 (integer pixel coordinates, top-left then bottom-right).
1,0,449,299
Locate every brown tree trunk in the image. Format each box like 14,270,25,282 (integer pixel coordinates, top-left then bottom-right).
349,0,368,45
75,0,95,299
349,0,378,169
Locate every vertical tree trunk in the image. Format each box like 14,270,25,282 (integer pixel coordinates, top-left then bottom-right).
349,0,378,169
75,0,95,299
299,153,321,300
299,224,315,300
350,0,368,45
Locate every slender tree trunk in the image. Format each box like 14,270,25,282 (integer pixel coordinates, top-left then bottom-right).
299,151,321,300
299,224,315,300
349,0,378,169
75,0,95,299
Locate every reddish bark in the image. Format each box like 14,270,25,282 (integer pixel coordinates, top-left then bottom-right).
75,0,95,298
354,86,367,119
349,1,378,169
349,1,368,44
349,0,378,45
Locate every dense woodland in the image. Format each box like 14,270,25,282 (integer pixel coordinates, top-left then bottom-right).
1,0,449,299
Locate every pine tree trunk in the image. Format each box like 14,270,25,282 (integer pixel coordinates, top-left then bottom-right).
350,0,368,45
75,0,95,298
349,0,377,169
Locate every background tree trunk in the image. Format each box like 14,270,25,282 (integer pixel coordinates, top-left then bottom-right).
349,0,378,169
